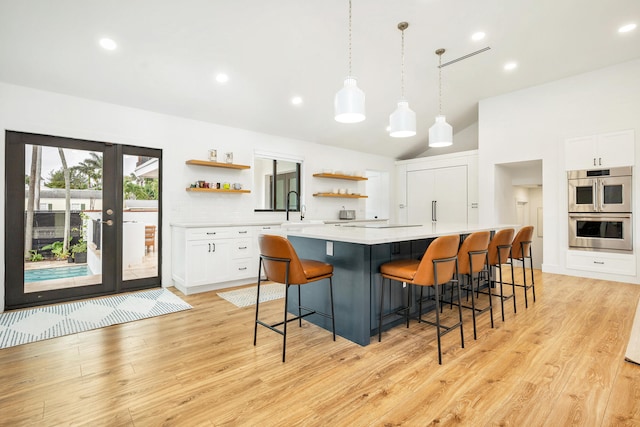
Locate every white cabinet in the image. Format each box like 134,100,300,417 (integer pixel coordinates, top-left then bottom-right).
172,225,255,295
565,130,635,170
566,250,636,277
407,165,468,224
185,239,232,286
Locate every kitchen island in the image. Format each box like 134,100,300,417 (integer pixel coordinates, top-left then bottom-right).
285,222,512,346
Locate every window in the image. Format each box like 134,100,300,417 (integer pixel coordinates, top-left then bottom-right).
254,156,302,212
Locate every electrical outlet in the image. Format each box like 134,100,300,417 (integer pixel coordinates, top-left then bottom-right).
326,241,333,256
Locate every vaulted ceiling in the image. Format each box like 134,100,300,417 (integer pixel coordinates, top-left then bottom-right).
1,0,639,159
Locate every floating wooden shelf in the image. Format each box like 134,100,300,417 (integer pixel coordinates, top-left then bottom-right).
186,188,251,194
313,193,367,198
313,173,367,181
185,159,250,170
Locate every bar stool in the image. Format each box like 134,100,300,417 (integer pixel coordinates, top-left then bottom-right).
511,225,535,308
458,231,493,340
254,234,335,362
379,234,463,364
487,228,516,321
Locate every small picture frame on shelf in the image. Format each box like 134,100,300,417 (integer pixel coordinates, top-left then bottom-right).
225,152,233,163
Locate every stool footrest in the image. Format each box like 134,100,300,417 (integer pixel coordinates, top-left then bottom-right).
417,318,463,337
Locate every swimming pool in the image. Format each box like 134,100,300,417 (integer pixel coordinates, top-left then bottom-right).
24,265,92,283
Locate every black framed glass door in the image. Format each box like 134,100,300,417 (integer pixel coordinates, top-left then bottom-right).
5,131,162,309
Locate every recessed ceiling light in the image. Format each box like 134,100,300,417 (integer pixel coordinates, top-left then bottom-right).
99,38,117,50
618,23,637,33
291,96,303,105
471,31,486,41
215,73,229,84
504,61,518,71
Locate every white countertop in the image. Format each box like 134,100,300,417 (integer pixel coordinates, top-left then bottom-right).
170,218,388,228
285,223,517,245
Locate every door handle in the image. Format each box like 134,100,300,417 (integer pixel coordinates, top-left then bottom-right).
101,219,114,226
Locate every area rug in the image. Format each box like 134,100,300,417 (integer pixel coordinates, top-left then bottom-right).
217,283,286,308
625,297,640,365
0,288,191,350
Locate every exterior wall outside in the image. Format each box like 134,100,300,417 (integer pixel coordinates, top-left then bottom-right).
0,82,395,310
478,59,640,284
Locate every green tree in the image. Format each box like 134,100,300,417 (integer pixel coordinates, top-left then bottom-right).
73,152,103,189
124,174,158,200
45,167,87,189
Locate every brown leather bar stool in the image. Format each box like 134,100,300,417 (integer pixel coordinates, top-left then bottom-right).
379,234,463,364
458,231,493,340
487,228,516,321
510,225,535,308
254,234,336,362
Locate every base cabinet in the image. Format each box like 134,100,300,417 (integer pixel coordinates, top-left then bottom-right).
172,224,282,295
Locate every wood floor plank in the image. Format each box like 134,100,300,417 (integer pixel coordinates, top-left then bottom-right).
1,269,639,426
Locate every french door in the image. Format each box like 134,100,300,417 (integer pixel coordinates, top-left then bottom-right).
5,131,162,309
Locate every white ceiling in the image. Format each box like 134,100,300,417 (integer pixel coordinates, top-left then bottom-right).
1,0,639,160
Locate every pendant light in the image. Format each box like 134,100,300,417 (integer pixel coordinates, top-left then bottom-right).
334,0,365,123
428,48,453,147
389,22,416,138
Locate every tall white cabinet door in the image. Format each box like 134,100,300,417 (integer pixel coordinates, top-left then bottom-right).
407,169,435,224
434,166,468,223
406,166,467,224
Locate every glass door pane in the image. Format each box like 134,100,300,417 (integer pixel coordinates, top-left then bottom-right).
24,145,103,293
122,154,159,281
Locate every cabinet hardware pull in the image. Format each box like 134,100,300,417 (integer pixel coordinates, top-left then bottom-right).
599,157,602,166
263,226,271,229
208,243,211,252
206,232,216,235
211,243,216,252
239,246,247,250
238,267,247,271
593,261,605,264
239,231,248,234
593,157,596,166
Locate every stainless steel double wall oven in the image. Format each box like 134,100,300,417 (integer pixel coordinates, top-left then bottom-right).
567,166,633,252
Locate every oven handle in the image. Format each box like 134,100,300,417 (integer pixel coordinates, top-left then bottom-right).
593,182,598,212
599,180,604,211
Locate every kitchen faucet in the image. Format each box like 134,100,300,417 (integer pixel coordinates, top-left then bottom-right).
286,190,300,221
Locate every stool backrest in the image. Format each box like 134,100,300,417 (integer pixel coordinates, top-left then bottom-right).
511,226,534,259
488,228,515,266
413,234,460,286
457,231,490,275
258,234,308,285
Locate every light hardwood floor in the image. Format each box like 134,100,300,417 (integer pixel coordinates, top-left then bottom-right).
1,269,639,426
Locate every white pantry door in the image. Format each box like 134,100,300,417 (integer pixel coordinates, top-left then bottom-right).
406,166,468,224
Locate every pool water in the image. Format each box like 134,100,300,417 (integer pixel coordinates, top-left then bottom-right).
24,265,92,283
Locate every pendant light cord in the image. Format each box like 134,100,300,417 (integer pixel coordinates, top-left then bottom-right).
436,49,445,115
348,0,352,77
400,27,405,98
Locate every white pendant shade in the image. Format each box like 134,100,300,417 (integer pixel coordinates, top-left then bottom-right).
334,77,366,123
389,100,416,138
428,115,453,147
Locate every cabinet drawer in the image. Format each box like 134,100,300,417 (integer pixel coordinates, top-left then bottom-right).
566,250,636,276
186,226,253,240
233,260,254,279
233,239,254,259
186,228,234,240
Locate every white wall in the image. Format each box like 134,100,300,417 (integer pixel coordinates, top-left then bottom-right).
0,82,395,309
478,59,640,283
